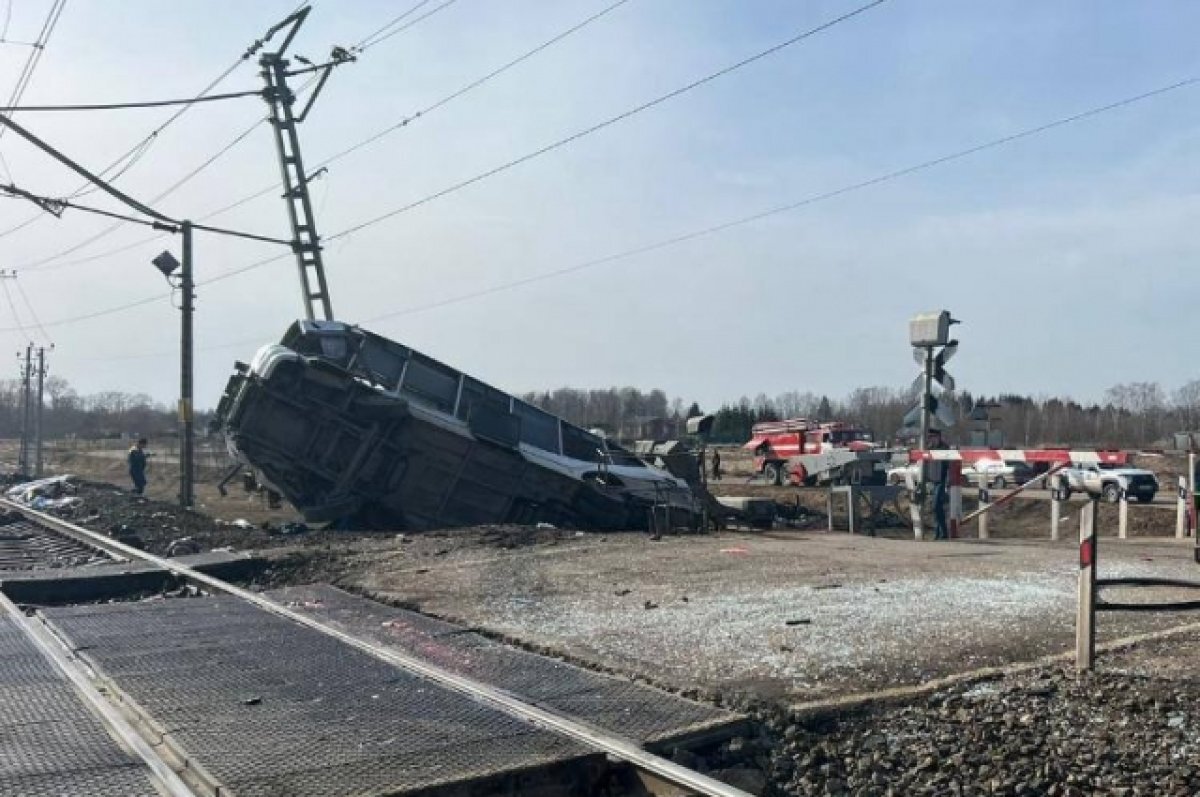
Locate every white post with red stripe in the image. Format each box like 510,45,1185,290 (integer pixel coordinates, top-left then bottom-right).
977,478,990,540
1076,499,1098,673
948,460,962,539
1118,489,1129,540
1050,489,1063,542
904,467,923,540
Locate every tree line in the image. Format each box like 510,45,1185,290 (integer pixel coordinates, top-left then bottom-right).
527,380,1200,449
0,376,184,440
6,374,1195,450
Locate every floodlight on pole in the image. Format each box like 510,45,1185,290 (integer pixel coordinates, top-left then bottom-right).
150,231,195,510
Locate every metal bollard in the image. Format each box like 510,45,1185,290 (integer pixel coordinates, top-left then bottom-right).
1178,475,1189,540
977,484,990,540
1076,499,1098,673
1118,488,1128,540
1051,493,1063,541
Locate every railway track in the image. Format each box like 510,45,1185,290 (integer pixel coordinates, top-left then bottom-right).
0,499,752,797
0,515,113,570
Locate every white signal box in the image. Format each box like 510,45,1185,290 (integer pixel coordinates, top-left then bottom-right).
909,310,958,347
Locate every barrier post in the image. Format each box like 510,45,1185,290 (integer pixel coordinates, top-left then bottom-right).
1118,488,1129,540
1051,494,1062,541
977,480,990,540
1178,475,1188,540
1050,473,1068,542
846,488,857,535
826,488,834,533
1076,499,1098,673
1190,451,1197,535
905,469,923,541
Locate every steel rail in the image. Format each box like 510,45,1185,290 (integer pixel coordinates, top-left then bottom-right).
0,592,201,797
0,499,753,797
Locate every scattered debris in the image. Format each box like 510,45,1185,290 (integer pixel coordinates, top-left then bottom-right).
5,475,84,512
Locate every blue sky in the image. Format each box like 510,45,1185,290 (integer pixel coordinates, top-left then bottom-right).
0,0,1197,411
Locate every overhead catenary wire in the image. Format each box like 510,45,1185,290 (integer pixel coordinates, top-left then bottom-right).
0,181,294,246
20,118,266,271
30,75,1199,347
353,0,459,53
331,0,891,239
0,0,67,133
13,0,592,272
0,276,30,343
0,88,263,112
0,0,12,42
13,279,52,345
0,0,67,179
0,8,276,238
42,0,854,266
352,0,433,50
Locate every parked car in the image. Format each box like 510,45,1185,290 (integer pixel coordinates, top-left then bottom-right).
1009,461,1052,487
1057,462,1159,503
962,459,1015,488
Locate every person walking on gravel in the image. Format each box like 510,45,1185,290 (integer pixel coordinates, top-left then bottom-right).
128,438,149,496
711,448,722,481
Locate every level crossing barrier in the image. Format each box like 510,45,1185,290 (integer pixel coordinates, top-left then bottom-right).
907,449,1197,542
1076,495,1200,672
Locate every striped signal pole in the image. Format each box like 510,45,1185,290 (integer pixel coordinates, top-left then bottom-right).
1076,499,1098,673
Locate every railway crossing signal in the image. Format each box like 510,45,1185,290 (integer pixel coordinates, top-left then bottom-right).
907,310,961,450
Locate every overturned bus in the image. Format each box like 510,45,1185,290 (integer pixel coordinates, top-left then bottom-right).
212,321,704,531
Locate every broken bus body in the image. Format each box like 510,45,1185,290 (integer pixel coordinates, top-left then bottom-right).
213,321,702,531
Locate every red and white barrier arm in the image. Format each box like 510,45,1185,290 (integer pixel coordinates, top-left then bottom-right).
961,462,1068,524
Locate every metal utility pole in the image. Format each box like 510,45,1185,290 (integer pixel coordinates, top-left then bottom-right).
0,65,292,509
34,346,46,477
255,6,353,321
180,222,195,509
17,344,32,476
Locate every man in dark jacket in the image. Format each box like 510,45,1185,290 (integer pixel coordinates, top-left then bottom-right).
128,438,149,495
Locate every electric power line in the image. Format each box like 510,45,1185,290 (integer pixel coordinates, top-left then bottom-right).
0,277,29,342
0,0,67,183
354,0,460,53
353,0,433,50
332,0,890,239
20,118,265,271
13,279,52,345
0,88,263,112
0,0,67,143
9,0,571,271
21,73,1196,344
0,13,265,238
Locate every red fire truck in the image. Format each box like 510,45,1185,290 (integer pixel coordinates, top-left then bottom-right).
743,418,879,485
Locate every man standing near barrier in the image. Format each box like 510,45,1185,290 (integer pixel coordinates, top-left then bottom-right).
933,467,949,540
128,438,150,496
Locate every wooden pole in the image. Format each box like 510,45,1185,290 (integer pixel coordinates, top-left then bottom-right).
1076,499,1098,673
